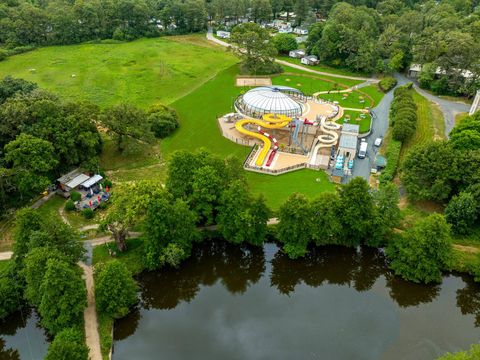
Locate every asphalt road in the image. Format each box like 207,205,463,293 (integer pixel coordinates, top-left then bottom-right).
350,74,410,181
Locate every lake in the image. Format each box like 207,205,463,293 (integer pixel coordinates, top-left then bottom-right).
112,241,480,360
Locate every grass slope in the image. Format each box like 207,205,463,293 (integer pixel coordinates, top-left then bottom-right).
0,35,237,107
400,89,445,161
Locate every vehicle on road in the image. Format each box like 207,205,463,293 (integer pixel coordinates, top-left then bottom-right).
358,139,368,159
374,137,383,147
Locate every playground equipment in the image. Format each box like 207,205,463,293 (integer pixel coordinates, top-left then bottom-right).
309,116,341,166
235,114,291,167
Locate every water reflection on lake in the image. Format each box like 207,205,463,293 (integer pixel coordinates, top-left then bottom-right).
113,241,480,360
0,309,48,360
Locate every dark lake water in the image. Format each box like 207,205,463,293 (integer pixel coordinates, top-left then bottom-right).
0,309,48,360
112,241,480,360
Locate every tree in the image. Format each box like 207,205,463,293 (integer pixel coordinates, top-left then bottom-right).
0,76,37,104
217,180,269,246
337,177,376,246
230,23,280,75
272,34,297,55
100,103,154,153
45,327,88,360
144,196,197,270
12,207,42,266
101,181,163,252
4,134,57,198
401,141,458,202
189,166,223,225
94,260,137,319
250,0,271,23
294,0,310,26
147,104,179,138
276,193,312,259
0,265,22,320
387,214,452,284
23,247,64,307
437,344,480,360
370,183,401,247
310,192,342,246
38,259,86,335
445,192,478,235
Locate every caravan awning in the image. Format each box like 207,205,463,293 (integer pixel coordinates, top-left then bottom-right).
80,174,103,189
65,174,90,190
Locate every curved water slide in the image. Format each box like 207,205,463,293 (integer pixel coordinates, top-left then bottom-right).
309,116,341,165
235,114,291,167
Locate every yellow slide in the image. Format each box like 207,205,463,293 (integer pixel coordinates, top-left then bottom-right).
235,114,291,166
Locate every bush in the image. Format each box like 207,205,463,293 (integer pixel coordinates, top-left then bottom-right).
392,117,415,142
379,139,401,183
379,77,397,92
65,200,76,212
82,208,94,219
45,327,88,360
390,84,417,142
437,344,480,360
70,191,81,202
103,179,112,188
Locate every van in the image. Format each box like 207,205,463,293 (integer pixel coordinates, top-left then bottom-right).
358,140,368,159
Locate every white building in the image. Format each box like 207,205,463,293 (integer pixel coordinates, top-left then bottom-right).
289,49,305,59
408,63,475,80
301,55,319,66
216,31,231,39
293,28,308,35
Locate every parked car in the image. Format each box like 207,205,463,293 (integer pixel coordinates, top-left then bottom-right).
374,137,383,147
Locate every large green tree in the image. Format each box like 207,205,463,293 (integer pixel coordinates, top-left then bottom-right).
38,258,86,335
45,327,88,360
387,214,452,284
310,192,342,246
94,260,137,319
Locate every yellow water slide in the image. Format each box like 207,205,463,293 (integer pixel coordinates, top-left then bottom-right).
235,114,291,166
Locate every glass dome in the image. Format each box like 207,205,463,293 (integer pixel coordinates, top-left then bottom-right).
235,86,304,118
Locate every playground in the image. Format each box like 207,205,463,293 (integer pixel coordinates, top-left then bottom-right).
218,85,367,180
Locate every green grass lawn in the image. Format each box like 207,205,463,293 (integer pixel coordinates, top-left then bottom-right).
318,90,373,109
93,237,145,275
358,84,385,106
337,110,372,134
277,56,369,78
246,169,336,211
0,35,237,107
272,73,345,94
280,65,363,88
400,89,445,161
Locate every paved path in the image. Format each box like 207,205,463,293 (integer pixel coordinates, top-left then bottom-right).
0,251,12,260
79,263,102,360
351,73,410,181
396,74,470,136
206,30,379,83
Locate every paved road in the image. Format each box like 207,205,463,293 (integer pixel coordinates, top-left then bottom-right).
395,74,470,136
206,29,379,83
350,74,410,181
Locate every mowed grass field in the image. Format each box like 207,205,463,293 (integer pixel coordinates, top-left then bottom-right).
0,35,238,107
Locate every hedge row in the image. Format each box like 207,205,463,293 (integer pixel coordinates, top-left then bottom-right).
390,83,417,142
0,46,36,61
379,139,402,183
379,77,397,92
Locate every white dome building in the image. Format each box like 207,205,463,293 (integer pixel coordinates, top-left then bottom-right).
235,86,305,118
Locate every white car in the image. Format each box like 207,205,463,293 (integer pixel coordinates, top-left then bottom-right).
374,137,383,147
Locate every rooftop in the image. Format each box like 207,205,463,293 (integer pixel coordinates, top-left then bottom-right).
339,134,358,150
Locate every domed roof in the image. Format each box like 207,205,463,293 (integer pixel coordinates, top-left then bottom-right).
237,86,303,117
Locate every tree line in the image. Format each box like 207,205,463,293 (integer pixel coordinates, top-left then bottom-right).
401,112,480,236
0,76,178,217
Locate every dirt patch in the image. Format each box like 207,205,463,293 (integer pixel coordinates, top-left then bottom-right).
453,244,480,254
236,77,272,87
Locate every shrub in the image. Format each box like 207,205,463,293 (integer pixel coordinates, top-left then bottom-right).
379,77,397,92
98,201,107,210
103,179,112,188
70,191,81,202
65,200,76,212
379,139,401,183
82,208,94,219
390,84,417,142
392,117,415,142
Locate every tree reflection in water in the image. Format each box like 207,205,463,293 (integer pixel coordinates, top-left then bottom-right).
456,274,480,327
0,309,32,360
138,240,266,310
